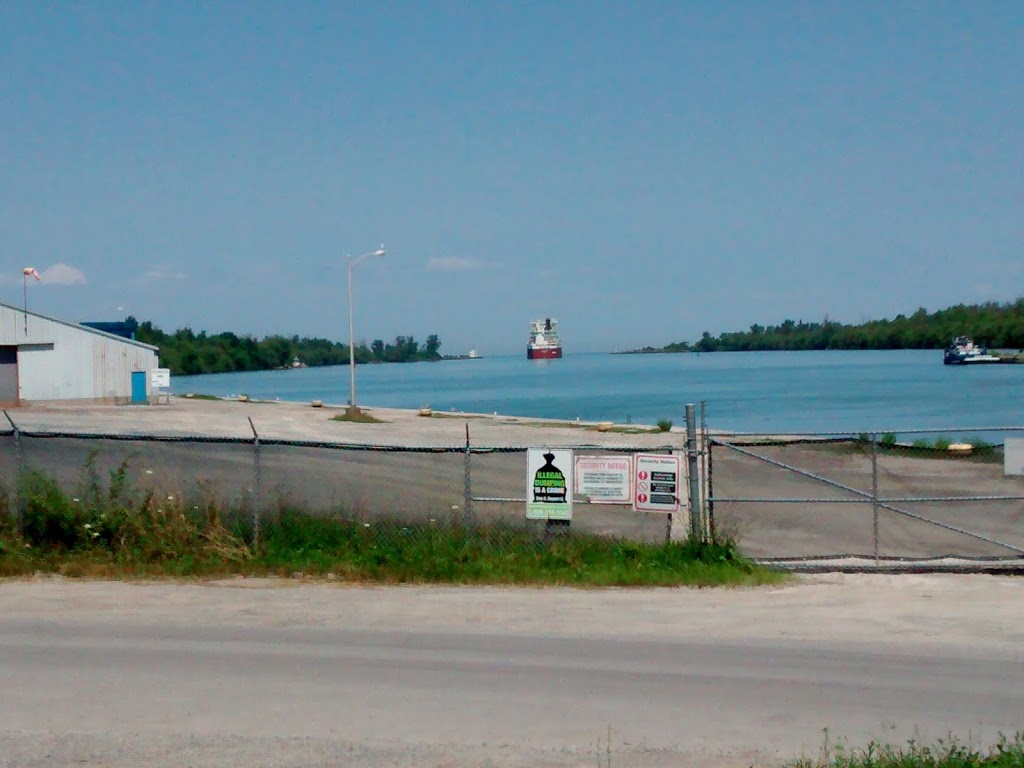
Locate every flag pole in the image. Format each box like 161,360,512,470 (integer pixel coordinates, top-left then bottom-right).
23,272,27,336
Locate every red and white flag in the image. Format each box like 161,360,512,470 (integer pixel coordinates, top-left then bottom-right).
23,267,41,281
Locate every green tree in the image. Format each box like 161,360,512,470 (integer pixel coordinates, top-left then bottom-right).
133,320,446,376
425,334,441,359
640,298,1024,356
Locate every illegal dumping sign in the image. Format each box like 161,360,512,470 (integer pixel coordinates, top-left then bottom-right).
633,453,682,513
574,455,632,504
527,448,574,520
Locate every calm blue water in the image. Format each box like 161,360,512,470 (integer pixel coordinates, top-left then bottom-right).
171,351,1024,436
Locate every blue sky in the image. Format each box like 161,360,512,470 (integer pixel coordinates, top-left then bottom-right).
2,2,1022,354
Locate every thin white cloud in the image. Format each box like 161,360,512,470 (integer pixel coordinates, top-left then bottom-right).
426,256,490,271
40,264,87,286
144,266,188,281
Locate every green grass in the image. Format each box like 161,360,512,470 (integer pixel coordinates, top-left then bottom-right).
2,511,780,586
0,467,779,587
425,414,667,434
330,409,387,424
515,420,665,434
428,413,493,420
585,425,662,434
178,393,222,401
812,437,1001,463
789,732,1024,768
513,419,588,429
248,513,779,586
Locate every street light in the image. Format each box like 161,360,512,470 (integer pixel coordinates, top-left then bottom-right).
347,245,385,415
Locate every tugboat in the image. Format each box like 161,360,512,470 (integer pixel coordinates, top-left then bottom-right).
943,336,1000,365
527,318,562,359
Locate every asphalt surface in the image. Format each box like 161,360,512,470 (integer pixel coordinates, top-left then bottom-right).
2,583,1023,768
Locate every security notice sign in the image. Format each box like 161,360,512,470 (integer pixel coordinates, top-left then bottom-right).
633,453,682,513
574,455,632,504
527,448,574,521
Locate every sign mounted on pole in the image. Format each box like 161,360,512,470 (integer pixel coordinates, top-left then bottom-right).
150,368,170,389
574,455,632,504
527,448,574,521
633,453,683,513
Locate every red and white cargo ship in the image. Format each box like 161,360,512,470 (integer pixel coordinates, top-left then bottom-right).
527,318,562,359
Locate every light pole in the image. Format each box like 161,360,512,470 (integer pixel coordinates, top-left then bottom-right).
347,245,385,415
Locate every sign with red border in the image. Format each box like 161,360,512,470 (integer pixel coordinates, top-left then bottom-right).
633,453,682,513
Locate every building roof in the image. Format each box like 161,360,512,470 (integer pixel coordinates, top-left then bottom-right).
0,301,159,351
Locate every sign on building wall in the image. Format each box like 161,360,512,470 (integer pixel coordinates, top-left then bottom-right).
633,453,683,513
574,455,632,504
151,368,170,388
526,448,574,521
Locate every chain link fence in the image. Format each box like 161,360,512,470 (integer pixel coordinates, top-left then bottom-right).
5,409,1023,564
0,416,683,546
709,428,1024,563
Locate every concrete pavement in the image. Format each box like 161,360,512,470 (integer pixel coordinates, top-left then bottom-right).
1,576,1022,767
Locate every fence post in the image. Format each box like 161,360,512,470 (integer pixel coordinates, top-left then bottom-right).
871,432,879,563
248,417,261,548
707,440,716,541
463,422,473,527
700,400,709,536
664,448,673,544
3,411,22,529
686,403,703,541
3,410,21,476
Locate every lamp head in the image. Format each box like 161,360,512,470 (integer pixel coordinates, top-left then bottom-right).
373,245,386,258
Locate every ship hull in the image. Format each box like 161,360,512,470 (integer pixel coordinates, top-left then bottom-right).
527,347,562,360
944,354,1000,365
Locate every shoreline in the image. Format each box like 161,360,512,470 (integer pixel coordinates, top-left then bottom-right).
10,396,1016,445
614,347,1024,364
6,397,684,449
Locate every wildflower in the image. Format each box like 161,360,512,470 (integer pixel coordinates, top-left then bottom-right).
72,497,80,503
83,523,92,530
363,523,371,528
167,495,175,501
145,470,154,475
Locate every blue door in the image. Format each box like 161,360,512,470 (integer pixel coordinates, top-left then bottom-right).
131,371,147,404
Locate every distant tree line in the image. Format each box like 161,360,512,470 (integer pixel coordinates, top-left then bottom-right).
132,319,442,376
632,300,1024,354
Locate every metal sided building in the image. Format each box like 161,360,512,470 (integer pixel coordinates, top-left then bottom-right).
0,301,159,406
